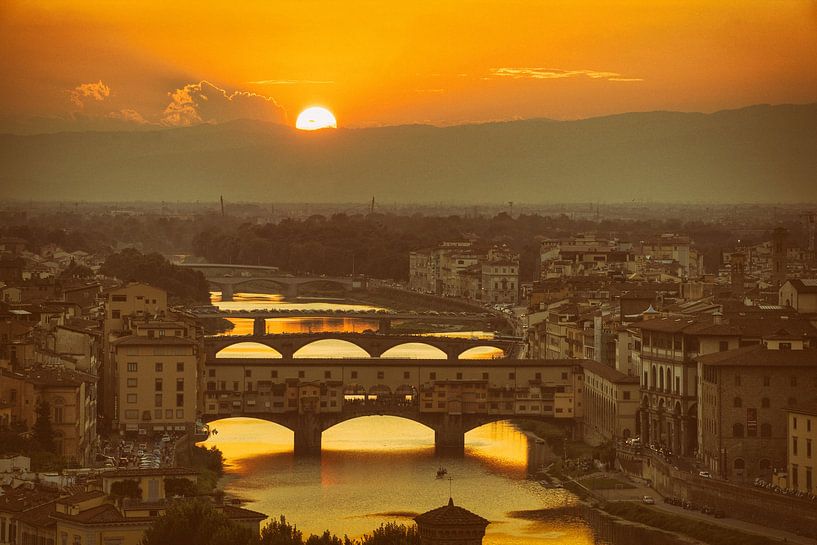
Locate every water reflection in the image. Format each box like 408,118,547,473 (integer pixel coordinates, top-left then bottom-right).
201,417,594,545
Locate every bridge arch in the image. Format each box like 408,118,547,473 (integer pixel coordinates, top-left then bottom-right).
458,345,506,360
293,339,371,358
380,342,448,359
215,342,283,359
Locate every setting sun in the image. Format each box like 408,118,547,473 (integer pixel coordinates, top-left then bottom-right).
295,107,337,131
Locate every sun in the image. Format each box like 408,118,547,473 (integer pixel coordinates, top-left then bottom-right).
295,106,337,131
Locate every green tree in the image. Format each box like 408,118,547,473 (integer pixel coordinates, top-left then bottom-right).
141,499,258,545
359,523,419,545
165,477,198,498
33,400,55,453
259,516,304,545
110,479,142,499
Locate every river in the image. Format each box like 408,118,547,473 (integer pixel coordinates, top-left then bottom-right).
200,291,690,545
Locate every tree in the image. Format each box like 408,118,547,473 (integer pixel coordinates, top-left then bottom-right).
359,523,419,545
165,477,198,498
110,479,142,499
141,499,258,545
33,400,55,453
259,516,304,545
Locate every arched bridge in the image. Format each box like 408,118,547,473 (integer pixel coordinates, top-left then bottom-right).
179,263,365,301
201,357,583,454
205,332,522,360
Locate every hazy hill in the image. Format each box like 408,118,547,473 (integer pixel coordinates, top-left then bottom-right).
1,103,815,203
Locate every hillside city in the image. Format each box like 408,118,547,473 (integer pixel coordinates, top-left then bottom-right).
0,205,816,545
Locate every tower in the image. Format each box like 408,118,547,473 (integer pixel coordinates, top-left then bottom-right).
730,252,746,298
771,227,787,288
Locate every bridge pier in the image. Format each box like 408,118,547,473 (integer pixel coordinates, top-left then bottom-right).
293,413,322,455
253,317,266,336
433,415,465,455
377,318,391,333
220,283,234,302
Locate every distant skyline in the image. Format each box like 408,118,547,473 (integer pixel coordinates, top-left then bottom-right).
1,1,817,132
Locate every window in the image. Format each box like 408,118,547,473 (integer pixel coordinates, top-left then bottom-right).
271,370,278,378
127,394,137,404
325,371,332,379
793,436,799,456
482,372,489,380
154,409,162,419
792,464,799,488
780,342,792,350
509,372,515,380
732,423,744,437
298,371,305,378
763,376,770,387
176,409,184,419
176,393,184,407
127,362,138,372
111,310,121,319
245,369,252,377
208,369,215,377
794,417,798,429
791,376,798,387
807,467,813,492
172,362,183,372
761,423,772,437
734,458,745,470
233,381,239,391
734,397,742,408
456,372,463,379
535,372,542,380
155,394,162,407
377,371,384,379
155,362,163,372
734,374,741,386
125,410,138,419
155,378,163,391
404,371,410,379
719,341,729,352
808,439,812,458
761,397,770,408
623,391,631,400
350,371,358,379
561,372,568,380
112,294,127,302
176,378,184,391
430,372,436,380
127,378,138,387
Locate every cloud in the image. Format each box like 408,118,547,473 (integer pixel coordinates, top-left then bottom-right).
107,108,151,125
248,79,334,85
68,80,111,109
162,80,287,126
487,68,642,82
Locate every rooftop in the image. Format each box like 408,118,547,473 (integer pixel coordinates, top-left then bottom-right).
697,345,817,367
414,498,489,527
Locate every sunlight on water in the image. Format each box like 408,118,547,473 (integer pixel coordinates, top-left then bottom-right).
200,417,594,545
211,291,382,312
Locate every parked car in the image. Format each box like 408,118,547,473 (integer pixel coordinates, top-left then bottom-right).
642,496,655,505
698,471,712,478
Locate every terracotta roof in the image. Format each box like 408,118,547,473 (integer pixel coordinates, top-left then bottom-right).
414,498,489,527
0,488,59,513
697,345,817,367
111,335,196,346
51,503,127,524
634,317,741,336
786,279,817,294
786,400,817,416
59,489,106,505
220,504,267,521
580,359,639,385
15,501,57,528
24,366,95,387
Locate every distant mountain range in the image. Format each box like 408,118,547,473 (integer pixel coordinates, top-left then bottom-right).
1,103,815,203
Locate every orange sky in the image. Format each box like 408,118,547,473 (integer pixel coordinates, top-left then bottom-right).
1,0,816,130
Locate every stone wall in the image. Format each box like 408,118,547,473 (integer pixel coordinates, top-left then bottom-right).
619,449,817,538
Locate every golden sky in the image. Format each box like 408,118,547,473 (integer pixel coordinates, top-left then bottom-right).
1,0,816,130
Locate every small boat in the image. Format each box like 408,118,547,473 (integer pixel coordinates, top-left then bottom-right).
436,467,448,479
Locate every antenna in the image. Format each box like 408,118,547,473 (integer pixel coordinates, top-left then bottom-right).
220,195,225,216
448,475,453,499
370,196,375,215
508,201,514,217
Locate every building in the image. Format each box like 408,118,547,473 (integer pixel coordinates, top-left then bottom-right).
0,469,266,545
579,359,640,445
632,314,742,457
26,366,97,465
780,279,817,313
786,401,817,495
111,334,199,435
414,498,489,545
697,345,817,482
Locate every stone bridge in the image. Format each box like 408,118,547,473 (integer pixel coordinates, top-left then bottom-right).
205,332,522,360
201,357,583,454
179,263,364,301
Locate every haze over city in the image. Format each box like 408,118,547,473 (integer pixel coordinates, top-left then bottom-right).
1,2,817,545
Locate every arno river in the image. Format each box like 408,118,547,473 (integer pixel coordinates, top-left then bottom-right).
200,292,687,545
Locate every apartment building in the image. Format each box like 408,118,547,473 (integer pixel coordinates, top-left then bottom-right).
786,402,817,494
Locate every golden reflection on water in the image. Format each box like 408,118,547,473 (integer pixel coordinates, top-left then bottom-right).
200,417,594,545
